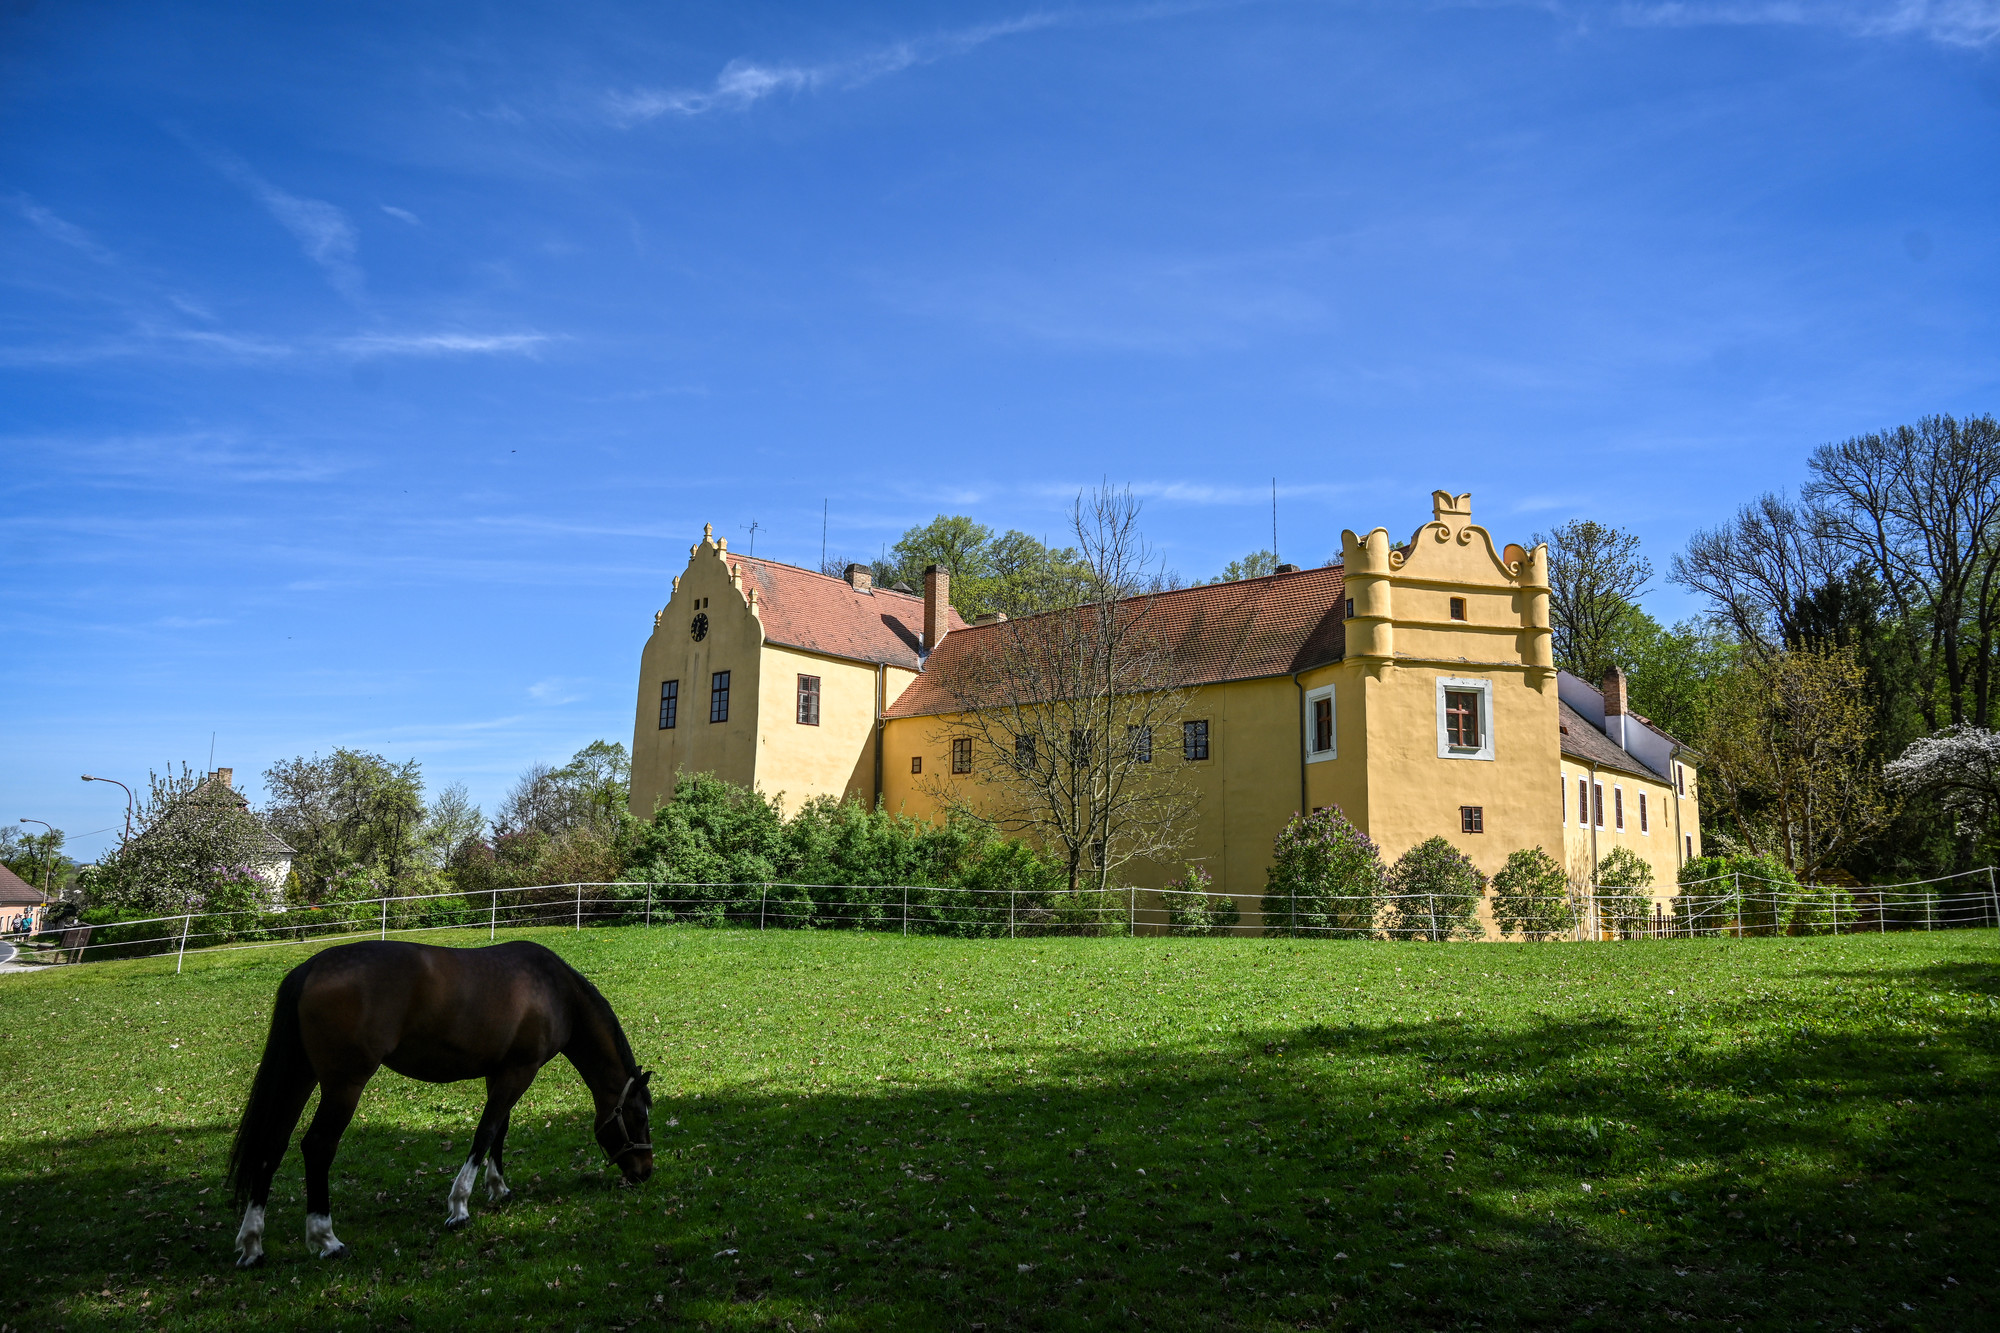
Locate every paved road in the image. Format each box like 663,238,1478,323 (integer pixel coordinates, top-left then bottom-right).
0,941,16,966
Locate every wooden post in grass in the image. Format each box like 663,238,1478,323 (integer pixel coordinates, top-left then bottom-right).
760,885,768,931
1427,893,1438,942
1129,885,1135,937
574,883,582,932
1010,887,1016,939
176,913,191,975
902,885,908,937
380,895,387,940
646,884,653,929
490,889,498,941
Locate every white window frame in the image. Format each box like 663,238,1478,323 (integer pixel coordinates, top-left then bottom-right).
1435,676,1495,762
1639,790,1650,835
1614,783,1625,831
1304,683,1338,763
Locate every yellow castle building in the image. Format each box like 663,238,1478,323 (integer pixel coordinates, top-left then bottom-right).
630,493,1700,935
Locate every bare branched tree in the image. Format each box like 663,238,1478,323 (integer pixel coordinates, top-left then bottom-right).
1533,519,1652,681
1804,413,2000,728
920,485,1217,894
1671,492,1847,656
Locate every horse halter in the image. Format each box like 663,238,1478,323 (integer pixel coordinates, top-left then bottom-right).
599,1074,653,1163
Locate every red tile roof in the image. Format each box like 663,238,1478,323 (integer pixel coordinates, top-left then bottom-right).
0,863,47,907
886,565,1348,718
732,558,970,671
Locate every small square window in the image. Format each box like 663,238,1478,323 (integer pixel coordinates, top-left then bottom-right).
1449,596,1467,621
658,679,679,730
952,737,972,774
796,674,820,726
910,755,923,775
1460,805,1484,833
1183,719,1210,761
1345,597,1355,619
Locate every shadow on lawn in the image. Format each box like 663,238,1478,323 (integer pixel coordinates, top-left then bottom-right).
8,994,1996,1331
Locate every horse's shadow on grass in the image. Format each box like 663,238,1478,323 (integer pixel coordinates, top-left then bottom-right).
6,1001,1996,1331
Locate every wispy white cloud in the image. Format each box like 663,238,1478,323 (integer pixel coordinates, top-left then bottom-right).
337,331,551,357
14,198,118,264
201,149,364,298
605,13,1060,123
527,677,588,706
1615,0,2000,45
379,204,422,225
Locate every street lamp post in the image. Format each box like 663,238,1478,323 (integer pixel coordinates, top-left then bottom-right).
18,819,56,893
80,776,136,846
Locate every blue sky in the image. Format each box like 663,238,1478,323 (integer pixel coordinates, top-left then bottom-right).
5,1,1998,858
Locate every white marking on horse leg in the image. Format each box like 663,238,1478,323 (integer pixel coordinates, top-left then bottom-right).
305,1212,347,1259
482,1159,510,1201
234,1204,266,1267
445,1158,479,1227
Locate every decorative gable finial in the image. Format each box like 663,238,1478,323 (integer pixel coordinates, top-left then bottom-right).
703,522,714,543
1431,491,1472,523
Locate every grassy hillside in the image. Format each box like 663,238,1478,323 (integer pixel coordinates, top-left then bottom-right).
0,927,1994,1330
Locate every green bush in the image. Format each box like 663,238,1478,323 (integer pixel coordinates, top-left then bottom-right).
1261,807,1386,939
1594,847,1656,939
1489,847,1576,941
1382,837,1487,941
1674,853,1810,936
1164,864,1239,936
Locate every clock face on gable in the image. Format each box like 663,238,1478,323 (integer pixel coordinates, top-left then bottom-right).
690,612,709,642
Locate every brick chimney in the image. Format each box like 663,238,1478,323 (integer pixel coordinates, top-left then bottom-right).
844,563,872,592
924,564,949,651
214,767,233,788
1601,668,1629,748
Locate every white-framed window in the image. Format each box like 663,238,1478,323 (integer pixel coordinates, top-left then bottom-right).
1304,683,1337,762
1561,775,1568,821
1639,791,1650,834
1577,777,1589,827
1614,785,1625,831
1435,676,1495,761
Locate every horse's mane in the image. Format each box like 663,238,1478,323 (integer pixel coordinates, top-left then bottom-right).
560,959,640,1075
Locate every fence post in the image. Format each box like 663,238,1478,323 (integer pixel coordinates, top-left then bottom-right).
1129,885,1136,937
380,895,387,940
490,889,498,941
760,885,768,931
176,913,192,975
1010,888,1016,939
902,885,909,937
1926,889,1934,931
1989,867,1998,930
1732,871,1740,938
646,884,653,929
1427,892,1438,942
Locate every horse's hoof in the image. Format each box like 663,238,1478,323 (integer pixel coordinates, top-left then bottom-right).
490,1187,512,1205
235,1253,265,1270
318,1243,350,1261
444,1214,471,1231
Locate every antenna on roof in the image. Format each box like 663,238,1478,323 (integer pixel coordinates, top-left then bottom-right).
821,499,828,572
741,520,760,556
208,731,216,773
1271,478,1278,565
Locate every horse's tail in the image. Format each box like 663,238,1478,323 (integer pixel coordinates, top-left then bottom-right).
226,958,318,1208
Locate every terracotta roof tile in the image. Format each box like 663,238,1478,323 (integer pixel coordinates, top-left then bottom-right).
886,565,1347,718
733,558,969,671
0,863,47,906
1558,701,1658,781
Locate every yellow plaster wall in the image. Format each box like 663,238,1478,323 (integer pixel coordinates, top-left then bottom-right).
628,533,766,818
1559,760,1703,934
753,644,881,812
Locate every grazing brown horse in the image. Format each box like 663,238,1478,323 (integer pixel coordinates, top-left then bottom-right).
225,940,653,1267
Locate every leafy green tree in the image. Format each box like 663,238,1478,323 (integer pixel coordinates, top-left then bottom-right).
262,749,428,899
1535,519,1652,682
1674,852,1817,936
852,514,1093,619
1609,611,1739,743
1261,807,1386,938
1489,846,1575,940
1210,550,1279,584
1593,846,1655,939
1,824,73,895
1382,836,1487,940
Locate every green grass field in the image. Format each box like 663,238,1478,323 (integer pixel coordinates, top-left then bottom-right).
0,927,1994,1331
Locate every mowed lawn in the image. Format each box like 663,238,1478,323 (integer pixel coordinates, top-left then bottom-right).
0,927,1995,1331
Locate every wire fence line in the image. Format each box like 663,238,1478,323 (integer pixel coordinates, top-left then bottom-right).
4,867,1997,972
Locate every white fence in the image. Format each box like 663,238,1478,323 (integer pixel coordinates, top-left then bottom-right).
5,867,1997,972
